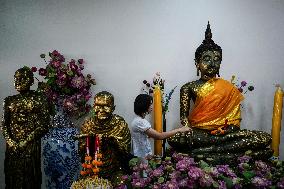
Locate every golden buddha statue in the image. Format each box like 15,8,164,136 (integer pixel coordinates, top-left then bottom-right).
1,66,51,189
78,91,131,184
168,22,272,164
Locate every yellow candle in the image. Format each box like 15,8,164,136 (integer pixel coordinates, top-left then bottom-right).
153,86,163,156
271,86,284,157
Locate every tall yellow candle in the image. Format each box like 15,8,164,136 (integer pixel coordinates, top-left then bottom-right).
271,86,284,157
153,86,163,156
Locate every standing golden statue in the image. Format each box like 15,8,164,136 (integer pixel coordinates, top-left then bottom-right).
78,91,131,184
168,22,272,164
1,67,51,189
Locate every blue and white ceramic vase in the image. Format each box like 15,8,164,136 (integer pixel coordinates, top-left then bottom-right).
42,108,80,189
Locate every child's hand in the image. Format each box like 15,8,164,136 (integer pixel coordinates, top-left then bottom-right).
178,126,192,133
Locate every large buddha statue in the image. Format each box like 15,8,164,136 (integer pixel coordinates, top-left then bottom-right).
1,67,51,189
78,91,132,185
168,23,272,164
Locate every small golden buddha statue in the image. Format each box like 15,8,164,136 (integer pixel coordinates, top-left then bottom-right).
1,66,51,189
168,22,272,164
78,91,131,184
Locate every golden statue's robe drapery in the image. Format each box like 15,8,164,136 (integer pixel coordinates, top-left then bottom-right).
189,78,244,130
79,114,131,181
2,91,50,189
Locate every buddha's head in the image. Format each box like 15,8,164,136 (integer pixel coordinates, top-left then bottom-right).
195,22,222,80
14,66,34,92
93,91,115,121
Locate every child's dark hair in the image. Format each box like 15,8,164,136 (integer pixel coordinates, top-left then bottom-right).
134,94,153,116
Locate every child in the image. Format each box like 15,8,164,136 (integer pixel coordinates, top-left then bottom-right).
131,94,191,159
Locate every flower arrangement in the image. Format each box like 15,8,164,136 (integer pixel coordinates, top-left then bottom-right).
116,151,284,189
230,75,254,94
33,50,96,118
142,72,177,115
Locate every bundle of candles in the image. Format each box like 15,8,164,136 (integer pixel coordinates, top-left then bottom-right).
70,177,112,189
80,134,103,177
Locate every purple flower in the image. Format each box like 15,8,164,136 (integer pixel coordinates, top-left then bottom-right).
216,165,237,178
63,98,77,112
152,168,163,177
78,58,84,64
78,64,84,70
251,176,271,188
241,81,247,87
131,178,146,188
277,177,284,188
115,184,127,189
38,68,47,76
48,91,58,101
218,180,227,189
153,184,162,189
237,155,251,163
255,160,269,171
237,163,248,173
209,167,220,177
164,180,179,189
56,73,67,86
187,167,203,180
139,162,148,170
85,104,91,113
51,60,61,68
69,59,78,70
178,178,189,188
176,160,188,171
121,175,128,180
199,173,214,187
71,75,86,89
31,67,37,72
169,171,181,180
84,93,92,101
172,153,184,161
131,171,140,179
51,50,59,56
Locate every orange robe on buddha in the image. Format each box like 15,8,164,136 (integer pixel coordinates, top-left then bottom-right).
189,78,244,130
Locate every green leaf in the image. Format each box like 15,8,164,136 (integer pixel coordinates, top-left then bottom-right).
67,70,74,76
47,78,56,85
242,170,255,180
128,158,139,167
199,160,209,169
148,160,157,169
220,175,233,189
158,177,164,184
212,181,219,188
